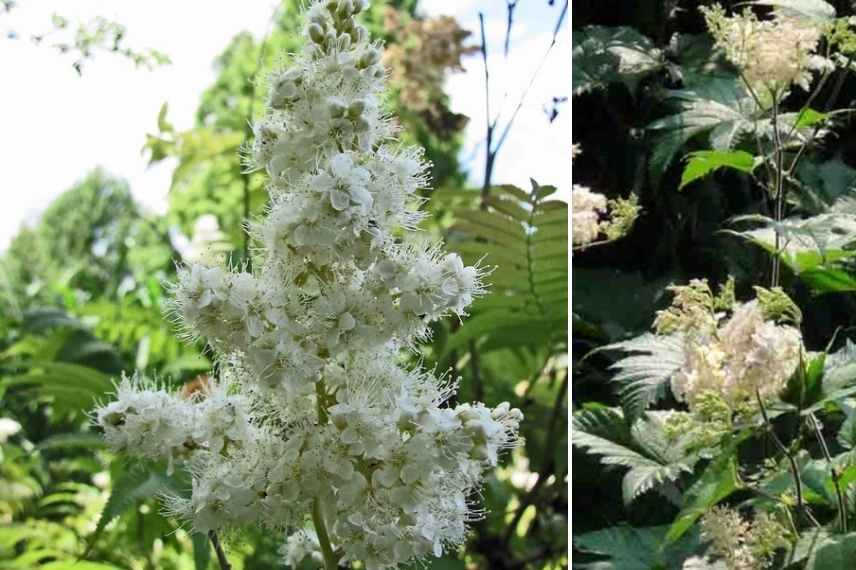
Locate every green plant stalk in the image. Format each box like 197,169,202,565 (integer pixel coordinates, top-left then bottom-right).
771,96,785,288
756,390,820,530
808,413,848,533
312,379,338,569
208,530,232,570
312,498,338,569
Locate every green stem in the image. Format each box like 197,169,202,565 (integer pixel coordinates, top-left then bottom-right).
311,378,337,568
756,390,819,529
316,380,328,424
771,96,785,288
808,413,848,533
312,498,338,570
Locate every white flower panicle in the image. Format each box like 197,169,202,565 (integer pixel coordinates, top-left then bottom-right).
93,1,522,568
701,3,830,98
654,280,804,413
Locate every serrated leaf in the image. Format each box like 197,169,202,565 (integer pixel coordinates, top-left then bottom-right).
573,410,694,505
647,76,756,183
448,183,566,354
679,149,756,189
665,446,742,543
2,362,113,415
482,195,531,221
574,525,700,569
729,212,856,292
602,334,685,420
794,107,829,129
20,308,85,334
455,210,526,240
793,155,856,214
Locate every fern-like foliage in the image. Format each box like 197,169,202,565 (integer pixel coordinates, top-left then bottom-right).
573,407,695,506
601,333,684,420
444,182,567,355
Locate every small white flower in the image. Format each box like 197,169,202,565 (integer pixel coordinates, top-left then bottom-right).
0,417,22,442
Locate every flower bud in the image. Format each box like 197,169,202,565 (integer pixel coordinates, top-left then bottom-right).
308,23,325,45
348,100,365,117
338,33,352,50
328,101,346,118
354,117,370,132
337,0,353,19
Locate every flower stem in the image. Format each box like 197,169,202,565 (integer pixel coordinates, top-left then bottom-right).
756,390,820,529
771,97,785,288
208,530,232,570
312,379,337,568
312,498,338,570
316,380,328,424
808,412,848,533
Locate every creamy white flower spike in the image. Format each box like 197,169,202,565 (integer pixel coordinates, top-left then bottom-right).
654,281,804,414
701,4,829,100
94,1,521,568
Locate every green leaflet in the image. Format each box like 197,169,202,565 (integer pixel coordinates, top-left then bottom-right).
192,532,211,570
573,408,695,506
446,182,567,356
84,464,181,558
647,76,756,184
601,333,685,421
679,149,756,190
806,533,856,569
2,361,113,416
574,525,700,569
572,26,664,96
728,209,856,295
665,442,743,544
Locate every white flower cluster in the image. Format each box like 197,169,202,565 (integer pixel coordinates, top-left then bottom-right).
572,184,607,246
701,4,830,98
94,374,254,473
655,281,803,412
696,506,788,570
93,1,522,568
0,417,21,442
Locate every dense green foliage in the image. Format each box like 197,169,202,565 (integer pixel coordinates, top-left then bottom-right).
573,0,856,568
0,2,568,569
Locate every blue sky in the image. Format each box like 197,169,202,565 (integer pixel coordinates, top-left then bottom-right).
0,0,568,250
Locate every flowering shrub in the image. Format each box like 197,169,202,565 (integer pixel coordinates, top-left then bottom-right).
574,0,856,568
93,1,522,568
